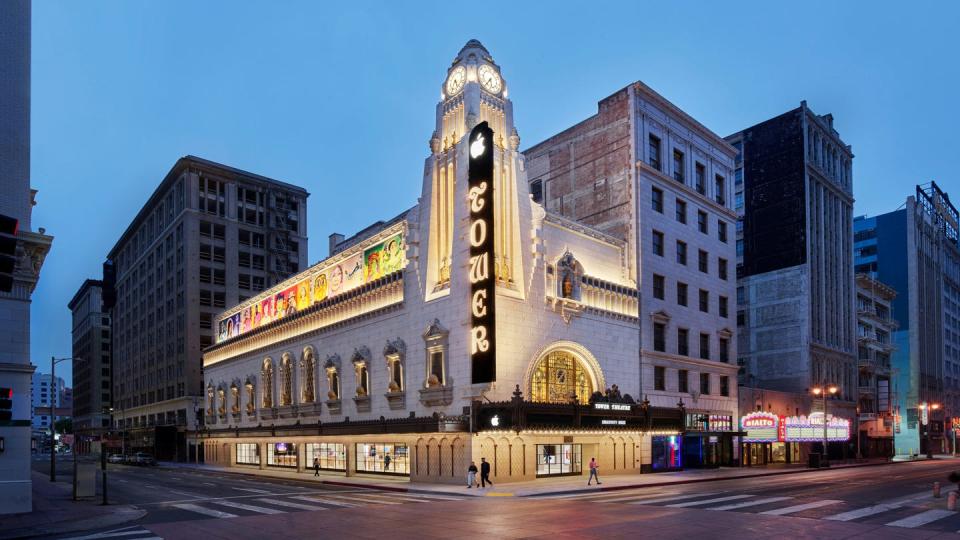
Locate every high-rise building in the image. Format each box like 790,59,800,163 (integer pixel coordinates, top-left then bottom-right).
854,182,960,456
106,156,309,460
30,373,65,431
0,0,54,515
68,279,112,442
855,273,896,457
524,81,740,467
727,103,856,418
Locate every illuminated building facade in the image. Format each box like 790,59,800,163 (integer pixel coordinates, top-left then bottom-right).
200,41,691,483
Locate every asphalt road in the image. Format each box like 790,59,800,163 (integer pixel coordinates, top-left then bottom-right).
28,457,960,539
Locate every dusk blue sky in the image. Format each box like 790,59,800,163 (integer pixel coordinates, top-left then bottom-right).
30,1,958,383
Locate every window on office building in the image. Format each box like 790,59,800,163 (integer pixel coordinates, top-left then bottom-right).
698,250,709,273
654,323,666,352
698,210,708,234
718,221,728,243
715,175,726,205
652,187,663,213
695,163,706,194
720,337,730,363
649,135,662,171
700,373,711,394
719,296,729,318
677,282,688,306
530,179,543,203
676,241,687,265
678,369,689,393
719,258,728,280
653,274,665,300
677,328,689,356
699,289,709,313
673,150,685,183
654,366,666,391
699,333,710,360
652,230,664,256
720,376,730,397
675,199,687,223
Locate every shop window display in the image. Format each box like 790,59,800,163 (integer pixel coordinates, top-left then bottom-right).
267,442,298,468
536,444,582,477
355,443,409,475
236,442,260,465
651,435,682,470
305,442,346,471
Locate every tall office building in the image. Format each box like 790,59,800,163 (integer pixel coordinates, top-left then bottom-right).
106,156,308,460
524,81,740,467
854,182,960,456
30,373,65,431
68,279,112,443
855,273,896,457
0,0,54,514
727,103,856,423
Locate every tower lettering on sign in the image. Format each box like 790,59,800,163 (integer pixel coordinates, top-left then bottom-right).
469,121,496,383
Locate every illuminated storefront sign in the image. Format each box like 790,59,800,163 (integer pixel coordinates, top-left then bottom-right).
217,231,405,342
594,402,631,411
741,412,779,442
783,413,850,442
468,122,496,384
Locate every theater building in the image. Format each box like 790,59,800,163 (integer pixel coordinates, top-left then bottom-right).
199,40,724,483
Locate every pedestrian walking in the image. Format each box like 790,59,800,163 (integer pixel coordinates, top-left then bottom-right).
480,457,493,488
587,457,601,485
467,461,479,488
313,457,320,477
384,453,392,471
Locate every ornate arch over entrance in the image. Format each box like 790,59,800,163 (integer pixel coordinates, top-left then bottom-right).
522,341,605,405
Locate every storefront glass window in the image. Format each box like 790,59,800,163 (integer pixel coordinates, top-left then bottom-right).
651,435,682,470
305,443,346,471
535,444,582,477
355,443,409,475
236,443,259,465
267,442,298,468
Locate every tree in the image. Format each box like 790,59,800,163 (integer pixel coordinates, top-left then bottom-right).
54,417,72,434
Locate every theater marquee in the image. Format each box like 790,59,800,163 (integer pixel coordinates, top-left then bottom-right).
469,122,496,384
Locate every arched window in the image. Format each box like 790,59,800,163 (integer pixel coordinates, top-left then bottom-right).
230,384,240,414
324,354,341,401
352,348,370,397
280,353,294,406
206,384,215,415
384,339,405,393
261,359,274,408
245,378,256,414
302,347,316,403
216,386,226,415
530,351,594,404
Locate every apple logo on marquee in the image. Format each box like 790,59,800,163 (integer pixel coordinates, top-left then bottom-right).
470,133,486,159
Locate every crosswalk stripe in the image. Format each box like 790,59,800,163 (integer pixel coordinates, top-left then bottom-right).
667,494,755,508
210,500,286,514
291,495,361,507
824,503,903,522
59,528,155,540
255,498,329,511
406,493,472,501
322,493,404,505
709,496,792,511
627,492,724,505
592,491,681,503
171,503,238,518
886,509,956,528
232,487,272,494
759,500,841,516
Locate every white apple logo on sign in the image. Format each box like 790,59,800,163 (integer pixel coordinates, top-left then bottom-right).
470,133,486,159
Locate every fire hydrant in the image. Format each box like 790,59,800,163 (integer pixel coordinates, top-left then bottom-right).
948,491,957,511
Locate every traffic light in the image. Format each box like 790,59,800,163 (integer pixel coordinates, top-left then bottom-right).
0,387,13,422
0,214,19,293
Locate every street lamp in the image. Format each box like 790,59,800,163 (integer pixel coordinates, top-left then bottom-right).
811,384,839,466
49,356,80,482
920,402,941,459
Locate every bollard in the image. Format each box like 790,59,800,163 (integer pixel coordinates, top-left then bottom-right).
935,481,942,498
948,491,957,511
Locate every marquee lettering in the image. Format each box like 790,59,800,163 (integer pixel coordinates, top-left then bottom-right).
468,122,496,384
469,253,489,283
472,289,488,318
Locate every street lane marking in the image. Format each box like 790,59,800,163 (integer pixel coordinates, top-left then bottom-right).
709,496,792,511
759,500,841,515
291,495,360,507
59,529,151,539
232,487,272,494
322,493,404,505
627,492,724,505
667,494,755,508
202,482,216,486
580,491,680,503
210,500,286,514
886,509,956,528
824,503,904,521
255,498,329,511
171,503,238,519
168,490,203,499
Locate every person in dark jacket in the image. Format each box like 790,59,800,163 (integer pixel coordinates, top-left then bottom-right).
313,457,320,477
467,462,478,488
480,457,493,488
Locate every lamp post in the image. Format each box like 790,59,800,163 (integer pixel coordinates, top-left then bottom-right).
811,384,839,466
49,356,79,482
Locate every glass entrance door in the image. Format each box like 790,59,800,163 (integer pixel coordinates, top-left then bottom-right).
536,444,582,477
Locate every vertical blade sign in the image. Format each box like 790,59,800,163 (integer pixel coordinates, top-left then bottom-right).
468,121,496,384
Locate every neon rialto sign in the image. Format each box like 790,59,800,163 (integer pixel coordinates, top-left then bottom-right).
469,121,496,384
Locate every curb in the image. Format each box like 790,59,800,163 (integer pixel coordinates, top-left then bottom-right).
523,459,912,497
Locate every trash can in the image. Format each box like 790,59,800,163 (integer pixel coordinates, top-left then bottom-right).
808,452,821,469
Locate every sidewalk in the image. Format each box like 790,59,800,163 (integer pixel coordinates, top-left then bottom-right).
164,455,948,498
0,471,145,540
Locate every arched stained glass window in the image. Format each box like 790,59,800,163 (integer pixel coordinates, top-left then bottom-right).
530,351,593,404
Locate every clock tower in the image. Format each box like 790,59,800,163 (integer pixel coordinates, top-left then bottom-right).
421,40,531,307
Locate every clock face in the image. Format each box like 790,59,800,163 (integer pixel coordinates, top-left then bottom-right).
478,64,502,94
445,66,466,96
